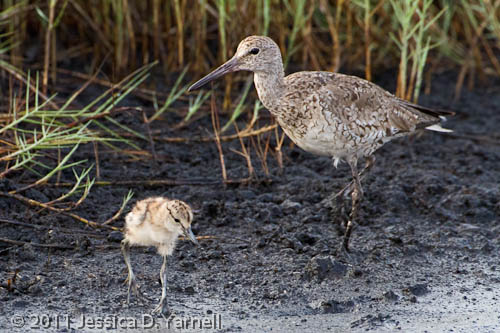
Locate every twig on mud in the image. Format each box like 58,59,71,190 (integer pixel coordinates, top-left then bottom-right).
0,191,121,231
142,109,158,163
252,125,272,177
181,235,217,243
65,106,143,129
94,235,216,249
93,141,101,180
0,218,104,238
0,237,73,250
0,246,16,256
183,235,250,245
40,177,268,188
230,122,255,179
210,83,227,183
94,244,121,250
219,235,251,245
154,123,278,143
444,133,500,145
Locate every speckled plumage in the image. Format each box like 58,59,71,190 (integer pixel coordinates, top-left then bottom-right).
124,197,194,256
121,197,197,314
189,35,453,251
231,37,450,166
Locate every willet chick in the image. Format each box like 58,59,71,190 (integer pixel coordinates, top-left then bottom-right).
121,197,198,314
189,35,453,252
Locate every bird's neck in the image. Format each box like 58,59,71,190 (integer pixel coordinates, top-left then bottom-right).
253,69,285,114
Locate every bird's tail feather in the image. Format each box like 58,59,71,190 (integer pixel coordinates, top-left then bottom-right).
425,124,453,133
399,98,456,118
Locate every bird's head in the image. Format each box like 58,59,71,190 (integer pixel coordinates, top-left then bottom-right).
166,200,198,245
188,35,282,91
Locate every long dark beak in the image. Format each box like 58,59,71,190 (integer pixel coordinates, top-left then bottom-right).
183,226,199,246
188,57,239,91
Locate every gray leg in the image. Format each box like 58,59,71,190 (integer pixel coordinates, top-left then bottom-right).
121,239,144,304
342,156,364,252
152,255,168,314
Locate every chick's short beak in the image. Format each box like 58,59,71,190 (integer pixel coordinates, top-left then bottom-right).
183,226,199,245
188,56,239,91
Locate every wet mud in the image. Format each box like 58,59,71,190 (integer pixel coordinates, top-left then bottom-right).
1,72,499,332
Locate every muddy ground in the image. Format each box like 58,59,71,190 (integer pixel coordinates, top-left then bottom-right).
1,71,499,332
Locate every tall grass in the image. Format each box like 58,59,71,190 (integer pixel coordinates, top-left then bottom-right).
1,1,498,94
390,0,446,101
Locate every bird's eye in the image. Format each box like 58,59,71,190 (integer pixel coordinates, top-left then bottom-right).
174,218,181,223
249,48,260,55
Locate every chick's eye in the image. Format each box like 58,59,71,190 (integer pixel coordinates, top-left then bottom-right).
174,218,180,223
249,48,260,55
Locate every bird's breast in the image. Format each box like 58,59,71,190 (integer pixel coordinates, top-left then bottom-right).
276,114,345,157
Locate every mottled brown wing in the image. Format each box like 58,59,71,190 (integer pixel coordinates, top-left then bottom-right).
314,73,412,140
318,73,444,137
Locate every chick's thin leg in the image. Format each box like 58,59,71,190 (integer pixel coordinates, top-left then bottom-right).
121,239,145,303
152,255,169,314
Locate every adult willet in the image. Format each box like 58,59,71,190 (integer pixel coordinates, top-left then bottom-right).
121,197,198,314
189,35,452,252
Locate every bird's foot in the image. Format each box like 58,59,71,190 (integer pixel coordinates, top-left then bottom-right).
336,244,354,262
151,302,170,316
125,277,149,305
335,243,364,266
